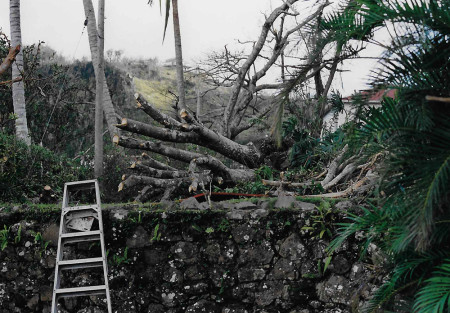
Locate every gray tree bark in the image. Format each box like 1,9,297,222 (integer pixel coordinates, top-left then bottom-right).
10,0,30,145
171,0,186,110
0,45,20,76
82,0,119,140
94,0,105,178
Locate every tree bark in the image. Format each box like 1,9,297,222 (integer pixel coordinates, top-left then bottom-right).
83,0,119,140
171,0,186,110
0,45,20,76
10,0,30,145
94,0,105,178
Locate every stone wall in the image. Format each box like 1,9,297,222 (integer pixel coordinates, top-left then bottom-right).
0,197,378,313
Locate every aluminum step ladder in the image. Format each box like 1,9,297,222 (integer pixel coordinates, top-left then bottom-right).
51,179,112,313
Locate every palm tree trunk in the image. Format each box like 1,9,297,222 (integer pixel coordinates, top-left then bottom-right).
9,0,30,145
171,0,186,110
94,0,105,178
82,0,119,141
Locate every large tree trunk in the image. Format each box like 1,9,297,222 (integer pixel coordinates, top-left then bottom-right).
171,0,186,110
10,0,30,145
94,0,105,178
82,0,119,140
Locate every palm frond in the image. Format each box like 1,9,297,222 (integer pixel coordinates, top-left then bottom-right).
413,259,450,313
162,0,171,42
363,252,449,313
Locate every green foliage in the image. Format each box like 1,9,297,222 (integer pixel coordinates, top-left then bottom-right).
150,223,161,241
225,165,275,194
301,200,335,239
129,211,143,224
317,256,333,277
191,224,203,233
205,227,214,234
325,0,450,311
217,218,230,233
14,224,21,244
414,259,450,313
31,231,51,258
0,132,90,202
111,247,130,266
283,117,319,168
282,116,347,170
0,225,10,251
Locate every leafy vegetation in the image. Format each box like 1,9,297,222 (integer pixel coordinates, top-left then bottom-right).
301,200,335,239
325,0,450,311
0,225,10,251
31,230,51,257
109,247,130,266
0,132,90,202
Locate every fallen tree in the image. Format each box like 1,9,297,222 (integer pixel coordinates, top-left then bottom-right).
114,0,367,201
115,93,267,198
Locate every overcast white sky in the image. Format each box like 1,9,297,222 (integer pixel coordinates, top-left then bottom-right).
0,0,385,95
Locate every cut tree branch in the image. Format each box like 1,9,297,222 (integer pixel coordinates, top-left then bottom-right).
0,45,20,76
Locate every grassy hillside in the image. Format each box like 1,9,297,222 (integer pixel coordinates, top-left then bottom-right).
134,69,177,110
133,66,197,111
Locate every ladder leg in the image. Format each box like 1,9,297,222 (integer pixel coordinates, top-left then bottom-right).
51,183,68,313
95,180,112,312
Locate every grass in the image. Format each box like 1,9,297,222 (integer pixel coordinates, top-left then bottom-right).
134,77,177,110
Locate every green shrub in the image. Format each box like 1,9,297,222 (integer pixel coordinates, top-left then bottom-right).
325,0,450,311
0,132,90,202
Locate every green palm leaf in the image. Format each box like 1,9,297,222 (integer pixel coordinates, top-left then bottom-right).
362,252,449,313
414,259,450,313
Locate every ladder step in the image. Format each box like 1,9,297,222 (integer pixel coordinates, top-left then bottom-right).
63,205,99,212
58,257,104,270
65,179,97,186
61,230,101,244
55,285,107,298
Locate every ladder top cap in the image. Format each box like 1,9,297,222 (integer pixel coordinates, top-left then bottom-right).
65,179,98,186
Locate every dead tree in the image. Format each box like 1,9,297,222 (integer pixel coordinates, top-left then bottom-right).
115,0,360,201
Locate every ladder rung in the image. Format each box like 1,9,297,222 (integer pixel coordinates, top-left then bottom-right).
55,285,107,298
63,205,99,212
61,230,101,244
65,179,97,186
58,257,104,270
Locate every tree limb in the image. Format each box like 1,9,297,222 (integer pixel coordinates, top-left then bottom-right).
118,174,190,192
130,161,189,179
140,153,176,171
0,45,20,76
